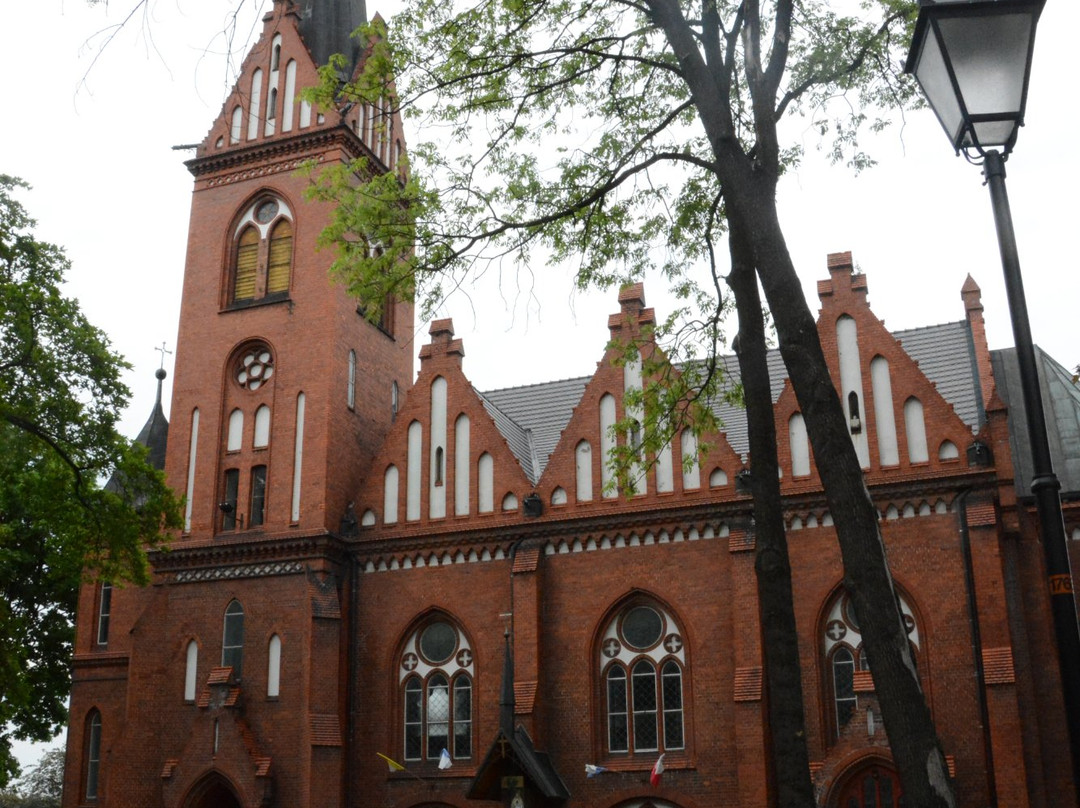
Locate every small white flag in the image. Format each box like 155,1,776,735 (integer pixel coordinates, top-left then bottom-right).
439,748,453,770
585,763,609,778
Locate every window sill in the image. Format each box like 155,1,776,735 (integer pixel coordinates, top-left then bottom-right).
224,292,291,312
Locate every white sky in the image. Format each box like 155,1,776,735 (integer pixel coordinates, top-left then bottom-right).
1,0,1077,768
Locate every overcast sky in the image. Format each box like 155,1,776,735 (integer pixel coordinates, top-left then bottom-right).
5,0,1078,442
2,0,1077,775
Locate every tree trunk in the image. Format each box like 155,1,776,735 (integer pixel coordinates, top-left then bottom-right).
730,191,957,808
728,230,816,808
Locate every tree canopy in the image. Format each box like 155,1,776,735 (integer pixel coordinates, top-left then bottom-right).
0,176,182,785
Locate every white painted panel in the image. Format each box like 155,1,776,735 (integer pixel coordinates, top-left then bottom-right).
290,393,305,522
429,377,447,519
455,415,470,515
227,408,243,452
905,398,929,463
407,421,422,521
384,465,399,524
267,635,281,698
248,69,263,141
230,106,242,144
681,430,700,490
253,405,271,448
575,440,593,502
478,452,494,513
790,413,810,476
184,640,198,701
870,356,899,466
184,409,199,531
656,430,674,493
300,99,312,128
836,315,870,468
600,394,617,499
283,60,297,131
622,352,646,493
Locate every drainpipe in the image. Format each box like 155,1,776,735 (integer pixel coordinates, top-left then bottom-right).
956,488,998,807
346,550,361,808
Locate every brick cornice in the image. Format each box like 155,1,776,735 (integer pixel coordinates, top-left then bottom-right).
151,531,347,579
185,124,379,180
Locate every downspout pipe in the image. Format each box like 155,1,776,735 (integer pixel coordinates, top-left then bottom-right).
956,488,998,807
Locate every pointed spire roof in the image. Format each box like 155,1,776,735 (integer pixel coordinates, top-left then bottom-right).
135,368,170,471
296,0,368,76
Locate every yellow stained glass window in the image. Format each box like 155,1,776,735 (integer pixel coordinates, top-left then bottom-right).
267,219,293,294
234,227,259,301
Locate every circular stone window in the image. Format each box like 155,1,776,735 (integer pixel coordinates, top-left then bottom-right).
419,622,457,665
255,199,280,224
621,606,664,650
236,346,275,391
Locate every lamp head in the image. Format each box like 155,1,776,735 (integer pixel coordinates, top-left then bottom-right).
905,0,1046,156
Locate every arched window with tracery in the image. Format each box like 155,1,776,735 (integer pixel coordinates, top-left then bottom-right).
399,617,473,764
228,195,294,307
822,588,920,742
599,599,687,758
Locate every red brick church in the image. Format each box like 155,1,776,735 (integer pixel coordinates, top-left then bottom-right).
61,1,1080,806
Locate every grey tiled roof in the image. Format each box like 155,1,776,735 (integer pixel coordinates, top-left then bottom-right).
478,321,983,479
894,321,983,430
478,376,590,484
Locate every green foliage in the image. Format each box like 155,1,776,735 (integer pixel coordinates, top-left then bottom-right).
0,176,182,786
303,0,918,400
0,746,64,807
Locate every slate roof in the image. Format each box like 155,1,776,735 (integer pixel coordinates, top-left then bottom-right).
478,376,591,485
991,346,1080,496
477,320,983,475
296,0,368,78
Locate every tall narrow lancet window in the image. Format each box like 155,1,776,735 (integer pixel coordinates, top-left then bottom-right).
429,377,447,518
185,409,199,531
836,315,870,468
266,219,292,295
347,350,356,410
384,465,400,524
291,392,305,523
600,600,687,757
222,600,245,677
96,583,112,646
85,710,102,801
249,465,267,527
222,469,240,531
407,421,422,521
233,227,259,303
400,618,473,763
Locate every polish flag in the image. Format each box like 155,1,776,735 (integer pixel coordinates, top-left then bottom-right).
650,754,665,787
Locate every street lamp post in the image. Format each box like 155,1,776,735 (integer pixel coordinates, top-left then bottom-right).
905,0,1080,792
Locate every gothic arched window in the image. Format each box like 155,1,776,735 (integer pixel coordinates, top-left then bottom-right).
822,588,920,741
222,600,245,677
228,196,294,307
84,709,102,801
399,618,473,764
600,601,686,757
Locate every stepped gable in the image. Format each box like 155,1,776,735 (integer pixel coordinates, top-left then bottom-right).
354,317,533,529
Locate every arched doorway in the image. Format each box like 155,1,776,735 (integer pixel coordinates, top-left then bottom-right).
183,772,242,808
834,762,902,808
